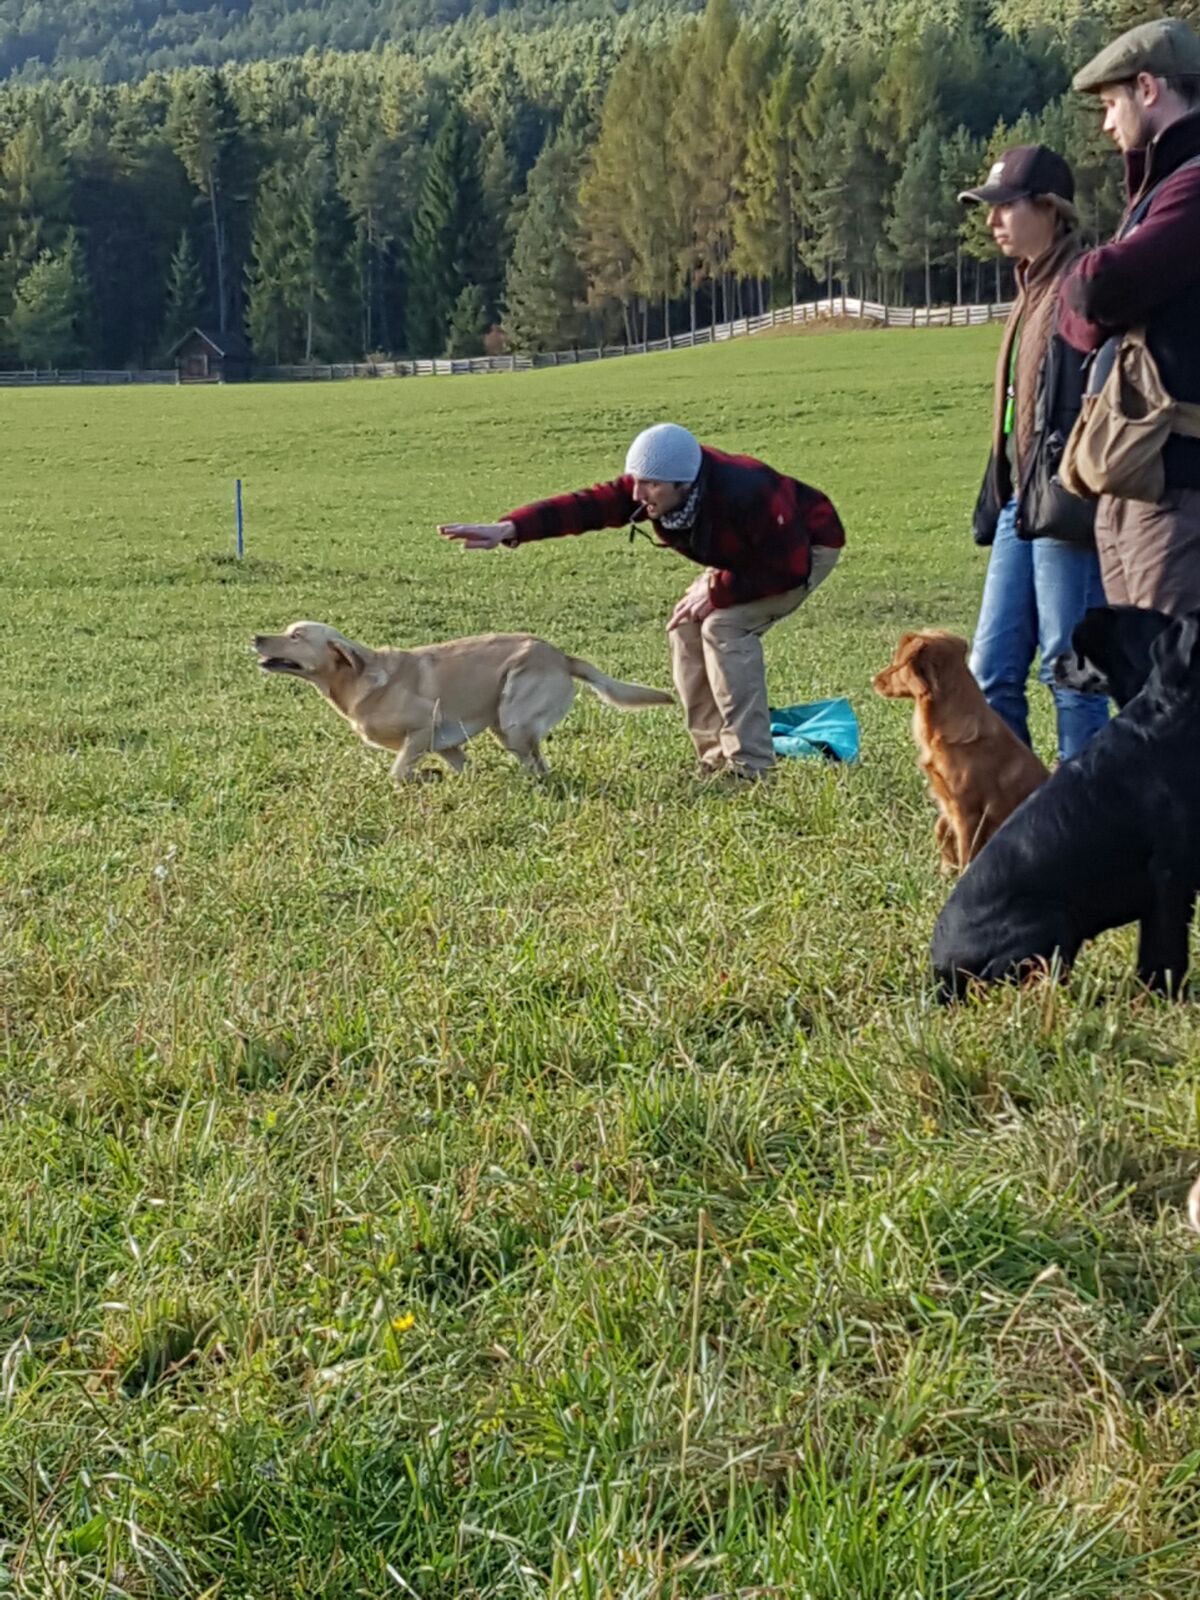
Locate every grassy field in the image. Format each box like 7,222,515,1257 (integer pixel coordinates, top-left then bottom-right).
4,326,1200,1598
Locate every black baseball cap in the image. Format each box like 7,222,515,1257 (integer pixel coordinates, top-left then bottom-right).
958,145,1076,207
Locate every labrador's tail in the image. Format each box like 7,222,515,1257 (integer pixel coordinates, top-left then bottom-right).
567,656,674,710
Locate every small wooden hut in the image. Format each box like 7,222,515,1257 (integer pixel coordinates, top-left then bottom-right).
169,327,253,383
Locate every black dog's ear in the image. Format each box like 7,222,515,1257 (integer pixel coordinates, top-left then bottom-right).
1149,614,1200,689
1078,605,1112,632
1070,607,1108,660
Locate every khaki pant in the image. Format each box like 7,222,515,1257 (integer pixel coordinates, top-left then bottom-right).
1095,488,1200,615
669,545,840,774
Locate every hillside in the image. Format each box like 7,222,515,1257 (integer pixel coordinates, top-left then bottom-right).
0,0,1143,85
3,0,699,82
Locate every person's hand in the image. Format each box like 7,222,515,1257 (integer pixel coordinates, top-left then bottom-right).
437,520,516,550
667,576,715,631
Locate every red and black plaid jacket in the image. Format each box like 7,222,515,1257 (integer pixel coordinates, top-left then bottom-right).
504,445,845,608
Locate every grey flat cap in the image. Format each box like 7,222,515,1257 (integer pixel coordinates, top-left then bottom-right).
1073,17,1200,94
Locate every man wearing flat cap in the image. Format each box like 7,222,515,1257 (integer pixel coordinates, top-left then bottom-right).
1059,17,1200,614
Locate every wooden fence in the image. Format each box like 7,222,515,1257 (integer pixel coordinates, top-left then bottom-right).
0,366,177,387
0,296,1014,388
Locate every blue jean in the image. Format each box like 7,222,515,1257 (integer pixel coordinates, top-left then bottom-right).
970,499,1109,762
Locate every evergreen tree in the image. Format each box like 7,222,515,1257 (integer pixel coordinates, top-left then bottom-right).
1035,92,1124,243
668,0,743,327
794,50,853,300
940,124,984,304
885,121,958,305
405,106,486,357
718,17,773,307
801,102,857,300
69,121,179,368
733,54,802,305
295,141,354,362
165,70,245,337
578,59,639,343
0,112,72,342
338,127,397,356
960,117,1021,302
504,134,587,352
634,48,685,334
8,230,90,367
870,27,943,151
245,162,298,363
445,283,488,357
334,63,427,357
246,132,350,363
160,228,205,351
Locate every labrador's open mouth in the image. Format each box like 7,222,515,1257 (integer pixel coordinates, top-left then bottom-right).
258,656,305,674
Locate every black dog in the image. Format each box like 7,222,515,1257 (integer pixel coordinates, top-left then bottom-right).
1051,604,1173,708
932,611,1200,998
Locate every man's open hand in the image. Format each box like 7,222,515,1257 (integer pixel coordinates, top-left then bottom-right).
437,521,516,550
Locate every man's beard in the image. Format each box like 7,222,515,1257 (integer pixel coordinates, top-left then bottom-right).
1124,107,1156,151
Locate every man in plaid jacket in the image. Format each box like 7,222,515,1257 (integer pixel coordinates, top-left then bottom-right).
438,423,845,779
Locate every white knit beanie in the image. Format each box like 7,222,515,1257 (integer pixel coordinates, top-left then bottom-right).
625,423,702,484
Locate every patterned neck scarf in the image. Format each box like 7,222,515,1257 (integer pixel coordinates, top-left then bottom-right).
656,478,702,532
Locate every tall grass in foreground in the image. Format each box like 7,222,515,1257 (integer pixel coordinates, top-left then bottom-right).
2,329,1200,1596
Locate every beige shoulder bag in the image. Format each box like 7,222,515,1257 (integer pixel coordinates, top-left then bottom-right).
1059,152,1200,503
1060,329,1200,502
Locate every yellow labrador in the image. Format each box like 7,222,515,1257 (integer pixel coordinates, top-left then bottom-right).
253,621,673,781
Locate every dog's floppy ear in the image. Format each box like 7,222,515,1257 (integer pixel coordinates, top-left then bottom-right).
874,633,923,696
922,636,982,742
906,638,938,694
1149,613,1200,691
889,635,935,697
328,639,366,674
908,634,968,697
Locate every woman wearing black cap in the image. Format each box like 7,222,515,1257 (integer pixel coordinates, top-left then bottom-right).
961,144,1108,762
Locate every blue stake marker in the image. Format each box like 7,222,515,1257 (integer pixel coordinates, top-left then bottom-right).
235,478,244,559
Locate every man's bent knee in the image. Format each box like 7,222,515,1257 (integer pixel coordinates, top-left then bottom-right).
700,612,753,648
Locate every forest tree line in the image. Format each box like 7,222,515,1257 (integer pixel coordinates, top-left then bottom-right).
0,0,1169,369
2,0,1188,87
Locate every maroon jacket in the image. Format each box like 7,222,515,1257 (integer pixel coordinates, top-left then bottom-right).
1059,109,1200,489
504,445,845,608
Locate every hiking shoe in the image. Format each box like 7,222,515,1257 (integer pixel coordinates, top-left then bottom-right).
722,765,776,786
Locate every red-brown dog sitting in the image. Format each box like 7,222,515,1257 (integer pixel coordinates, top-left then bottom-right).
874,630,1049,873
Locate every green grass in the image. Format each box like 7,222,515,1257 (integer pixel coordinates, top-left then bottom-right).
3,326,1200,1598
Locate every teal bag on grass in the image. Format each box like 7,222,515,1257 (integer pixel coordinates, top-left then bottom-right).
770,698,859,763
